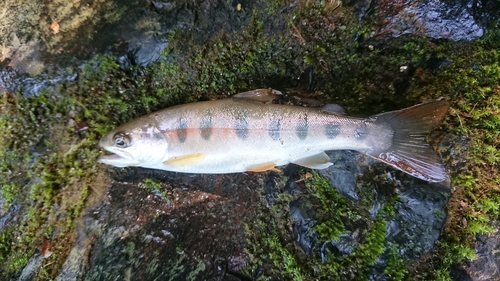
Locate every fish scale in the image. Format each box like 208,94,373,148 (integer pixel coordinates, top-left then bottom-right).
98,89,450,182
156,101,390,171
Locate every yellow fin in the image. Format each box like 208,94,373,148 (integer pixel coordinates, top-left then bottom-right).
164,153,205,167
246,162,281,173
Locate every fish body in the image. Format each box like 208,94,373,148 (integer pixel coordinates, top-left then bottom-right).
98,89,449,182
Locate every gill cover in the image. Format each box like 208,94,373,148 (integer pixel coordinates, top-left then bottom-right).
98,122,169,168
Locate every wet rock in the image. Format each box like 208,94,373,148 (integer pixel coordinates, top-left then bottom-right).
287,149,450,277
17,253,42,281
151,1,177,13
388,180,450,260
0,66,78,98
352,0,493,41
457,217,500,281
320,150,370,200
56,169,264,280
390,1,482,40
290,197,318,255
128,38,168,67
0,68,20,93
0,201,21,230
450,264,474,281
319,233,358,263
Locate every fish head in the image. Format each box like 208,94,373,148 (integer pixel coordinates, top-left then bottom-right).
98,120,169,168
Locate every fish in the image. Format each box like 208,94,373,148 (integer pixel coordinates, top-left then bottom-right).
98,89,450,182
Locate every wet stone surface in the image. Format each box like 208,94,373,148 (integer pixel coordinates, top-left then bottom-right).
351,0,498,41
0,0,270,95
57,169,271,280
291,151,450,276
463,218,500,281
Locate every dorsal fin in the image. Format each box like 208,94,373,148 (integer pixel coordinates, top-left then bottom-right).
232,89,282,104
322,104,347,115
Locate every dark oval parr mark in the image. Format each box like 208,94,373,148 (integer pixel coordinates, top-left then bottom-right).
268,118,281,141
296,114,308,140
325,122,340,139
176,117,188,143
235,112,249,140
200,111,212,140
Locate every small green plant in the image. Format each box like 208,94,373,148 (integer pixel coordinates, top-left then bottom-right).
142,178,171,201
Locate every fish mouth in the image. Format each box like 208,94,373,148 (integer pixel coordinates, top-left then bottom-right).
98,147,139,167
97,153,123,162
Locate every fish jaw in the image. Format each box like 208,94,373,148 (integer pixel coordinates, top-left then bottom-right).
98,136,141,167
97,149,139,167
97,154,136,167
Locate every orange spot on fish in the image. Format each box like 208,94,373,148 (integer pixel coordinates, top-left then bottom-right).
186,127,197,137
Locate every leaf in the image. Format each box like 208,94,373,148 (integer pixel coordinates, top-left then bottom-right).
50,20,61,34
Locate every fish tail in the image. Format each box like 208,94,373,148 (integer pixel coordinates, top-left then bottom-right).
367,100,450,182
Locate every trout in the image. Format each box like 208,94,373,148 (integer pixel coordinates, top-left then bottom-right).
98,89,449,182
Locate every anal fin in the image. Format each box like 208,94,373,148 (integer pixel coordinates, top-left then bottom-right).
164,153,205,168
292,152,332,169
246,162,281,172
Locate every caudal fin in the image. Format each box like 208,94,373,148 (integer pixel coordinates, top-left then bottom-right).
367,100,450,182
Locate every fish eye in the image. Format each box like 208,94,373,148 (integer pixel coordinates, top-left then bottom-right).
113,132,130,148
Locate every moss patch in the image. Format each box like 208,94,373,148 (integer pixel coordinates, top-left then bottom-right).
243,170,402,280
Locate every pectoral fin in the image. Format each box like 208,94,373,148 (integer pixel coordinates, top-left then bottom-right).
233,89,282,104
293,152,332,169
164,153,205,168
246,162,281,172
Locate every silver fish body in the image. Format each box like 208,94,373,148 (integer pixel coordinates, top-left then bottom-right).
98,89,449,182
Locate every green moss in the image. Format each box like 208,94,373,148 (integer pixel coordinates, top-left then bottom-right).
384,245,408,281
186,258,207,281
0,231,13,262
0,52,147,278
81,55,120,81
304,171,349,240
146,255,160,274
353,204,391,267
243,168,405,280
149,13,296,100
142,178,172,202
242,174,305,280
0,182,17,209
